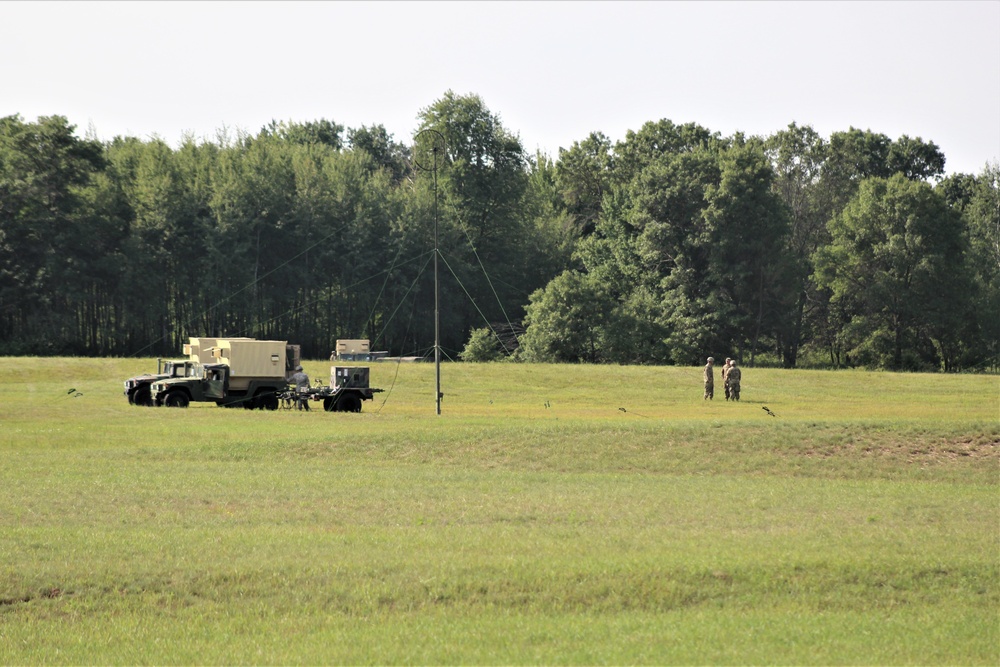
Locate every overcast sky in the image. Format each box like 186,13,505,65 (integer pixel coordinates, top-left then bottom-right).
2,1,998,176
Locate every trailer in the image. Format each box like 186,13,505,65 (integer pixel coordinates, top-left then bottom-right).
280,366,383,412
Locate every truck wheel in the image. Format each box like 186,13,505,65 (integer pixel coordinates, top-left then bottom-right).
337,394,362,413
323,397,336,412
132,387,153,407
164,392,189,408
256,391,279,411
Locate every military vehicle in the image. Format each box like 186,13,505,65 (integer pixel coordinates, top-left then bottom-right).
150,339,300,410
124,337,251,406
124,358,197,406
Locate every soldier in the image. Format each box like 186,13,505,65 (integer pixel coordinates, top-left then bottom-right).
722,357,733,401
703,357,715,400
291,364,311,411
727,360,742,401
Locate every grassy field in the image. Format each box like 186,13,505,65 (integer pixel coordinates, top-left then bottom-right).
0,357,997,665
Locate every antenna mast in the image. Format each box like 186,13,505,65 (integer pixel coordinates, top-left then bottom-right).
415,129,446,415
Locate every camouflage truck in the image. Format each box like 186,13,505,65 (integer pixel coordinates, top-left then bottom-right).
150,339,300,410
123,337,251,406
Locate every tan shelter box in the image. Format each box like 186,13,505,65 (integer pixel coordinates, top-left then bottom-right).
336,339,370,355
335,339,372,361
211,339,288,379
184,337,253,364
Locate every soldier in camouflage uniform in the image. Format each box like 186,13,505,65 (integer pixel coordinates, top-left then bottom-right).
703,357,715,400
722,357,732,400
726,360,742,401
291,365,311,411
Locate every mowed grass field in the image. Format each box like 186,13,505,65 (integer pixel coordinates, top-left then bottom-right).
0,357,997,665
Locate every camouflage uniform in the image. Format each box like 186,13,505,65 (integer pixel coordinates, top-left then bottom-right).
726,364,742,401
291,367,310,411
722,358,732,400
703,358,714,400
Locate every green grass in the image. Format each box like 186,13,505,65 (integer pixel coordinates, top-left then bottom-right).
0,357,997,664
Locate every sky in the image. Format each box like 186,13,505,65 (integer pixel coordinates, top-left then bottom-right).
2,0,998,176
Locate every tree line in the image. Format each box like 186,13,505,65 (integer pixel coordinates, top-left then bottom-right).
1,91,997,370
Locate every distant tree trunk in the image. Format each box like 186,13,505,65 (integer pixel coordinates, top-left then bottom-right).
783,291,806,368
750,269,764,367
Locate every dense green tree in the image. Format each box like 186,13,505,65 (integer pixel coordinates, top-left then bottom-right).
702,143,794,364
938,163,1000,370
571,137,794,366
412,91,555,355
764,123,830,367
314,148,404,353
821,128,946,213
259,118,344,150
210,132,297,339
416,91,527,246
0,114,108,353
0,102,992,372
964,164,1000,370
172,137,223,339
614,120,721,187
519,270,617,363
523,151,577,269
622,148,723,364
459,326,504,362
964,164,1000,277
347,124,411,184
767,126,948,368
555,131,614,236
887,134,947,181
566,135,794,365
813,174,969,369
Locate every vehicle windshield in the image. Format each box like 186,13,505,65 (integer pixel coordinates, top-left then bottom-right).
162,361,199,378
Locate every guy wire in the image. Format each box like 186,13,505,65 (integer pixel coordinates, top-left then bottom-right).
374,276,424,415
448,204,520,354
435,252,510,354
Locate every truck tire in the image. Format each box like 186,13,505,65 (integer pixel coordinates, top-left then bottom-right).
256,390,279,411
336,393,362,413
164,392,189,408
132,387,153,407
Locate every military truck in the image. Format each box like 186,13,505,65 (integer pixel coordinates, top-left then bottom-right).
150,339,300,409
124,358,197,406
283,365,383,412
124,337,251,406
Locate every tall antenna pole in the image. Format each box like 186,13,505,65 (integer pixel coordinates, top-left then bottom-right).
415,129,446,415
433,146,441,416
